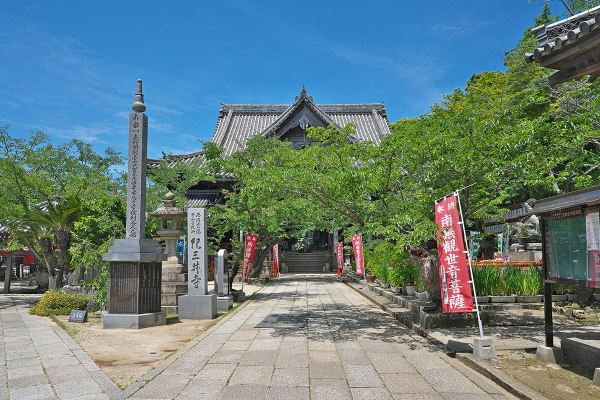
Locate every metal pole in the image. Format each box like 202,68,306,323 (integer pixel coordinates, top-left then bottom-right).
541,219,554,347
455,191,484,339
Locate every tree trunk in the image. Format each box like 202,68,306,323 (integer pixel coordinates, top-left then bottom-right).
228,251,243,292
4,251,13,293
55,268,64,288
249,234,271,279
408,245,441,307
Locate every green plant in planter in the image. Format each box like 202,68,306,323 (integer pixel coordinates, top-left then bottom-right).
388,264,404,287
401,261,419,286
488,266,503,296
501,265,522,295
521,264,543,295
472,265,492,296
415,276,426,292
373,261,389,284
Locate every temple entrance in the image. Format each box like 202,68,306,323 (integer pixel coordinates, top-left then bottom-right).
281,231,331,273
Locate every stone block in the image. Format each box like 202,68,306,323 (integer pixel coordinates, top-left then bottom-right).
163,273,186,282
593,368,600,387
473,337,496,360
162,282,188,294
161,293,179,306
536,345,565,364
101,311,166,329
178,294,217,319
561,337,600,369
217,295,233,312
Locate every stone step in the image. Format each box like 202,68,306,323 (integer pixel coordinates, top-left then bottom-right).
162,282,188,294
162,273,187,282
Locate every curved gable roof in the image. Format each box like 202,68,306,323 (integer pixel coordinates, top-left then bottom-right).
212,88,391,156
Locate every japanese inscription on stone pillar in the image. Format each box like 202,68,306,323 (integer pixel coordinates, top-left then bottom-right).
187,208,208,295
126,112,148,239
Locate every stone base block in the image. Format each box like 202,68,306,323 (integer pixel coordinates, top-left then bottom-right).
473,337,497,360
101,311,166,329
217,295,233,312
178,294,217,319
234,291,246,302
536,345,565,364
162,305,178,315
593,368,600,387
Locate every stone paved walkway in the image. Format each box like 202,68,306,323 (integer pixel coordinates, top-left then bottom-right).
1,295,120,399
126,275,513,399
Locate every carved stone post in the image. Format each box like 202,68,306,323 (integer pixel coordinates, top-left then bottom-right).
102,80,167,329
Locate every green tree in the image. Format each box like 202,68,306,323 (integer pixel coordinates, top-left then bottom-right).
0,127,122,288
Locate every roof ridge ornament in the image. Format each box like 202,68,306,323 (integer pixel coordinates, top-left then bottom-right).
295,86,313,102
132,79,146,113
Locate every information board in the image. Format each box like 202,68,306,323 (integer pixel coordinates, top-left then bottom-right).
544,209,600,287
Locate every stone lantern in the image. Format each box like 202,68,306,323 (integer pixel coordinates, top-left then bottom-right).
149,192,187,313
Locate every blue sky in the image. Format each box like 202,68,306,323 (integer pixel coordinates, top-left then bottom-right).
0,1,564,160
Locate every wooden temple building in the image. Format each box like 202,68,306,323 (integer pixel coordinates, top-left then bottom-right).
151,87,391,273
527,5,600,84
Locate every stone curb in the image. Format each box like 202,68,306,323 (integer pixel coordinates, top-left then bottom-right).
341,277,548,400
118,283,268,399
457,353,549,400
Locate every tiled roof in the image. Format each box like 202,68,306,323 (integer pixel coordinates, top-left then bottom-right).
186,190,224,208
527,6,600,83
211,88,391,156
153,88,391,163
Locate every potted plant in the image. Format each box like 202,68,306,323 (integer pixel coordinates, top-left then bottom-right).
402,261,419,296
515,265,543,303
471,264,490,304
415,278,428,300
489,265,515,303
389,264,404,293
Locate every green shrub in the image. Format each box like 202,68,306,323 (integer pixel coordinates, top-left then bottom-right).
29,289,89,316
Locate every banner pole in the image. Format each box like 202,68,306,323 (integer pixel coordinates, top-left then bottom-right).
455,191,484,339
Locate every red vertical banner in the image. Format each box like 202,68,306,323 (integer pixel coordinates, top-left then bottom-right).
335,242,344,276
435,195,474,313
242,234,258,283
273,244,279,278
351,234,364,275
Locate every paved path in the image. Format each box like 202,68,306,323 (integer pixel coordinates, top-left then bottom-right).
127,275,513,399
0,294,120,399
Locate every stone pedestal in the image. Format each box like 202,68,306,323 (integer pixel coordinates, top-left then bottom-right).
473,337,497,360
102,239,167,329
536,345,565,364
593,368,600,387
178,294,217,319
217,295,233,312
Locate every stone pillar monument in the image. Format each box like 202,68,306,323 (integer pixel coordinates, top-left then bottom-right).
215,249,233,311
102,79,167,329
178,208,217,319
149,192,187,314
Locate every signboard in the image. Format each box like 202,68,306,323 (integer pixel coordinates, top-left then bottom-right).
68,310,87,323
469,231,479,261
242,234,258,283
335,242,343,276
351,234,364,275
435,195,474,313
187,208,208,295
544,210,600,287
273,244,279,278
177,237,185,261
